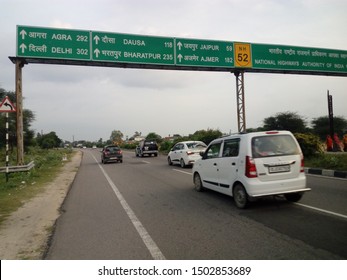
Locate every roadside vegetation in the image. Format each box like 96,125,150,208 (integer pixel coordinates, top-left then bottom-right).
305,153,347,171
0,148,74,226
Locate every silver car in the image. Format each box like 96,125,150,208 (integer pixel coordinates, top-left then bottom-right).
168,141,207,168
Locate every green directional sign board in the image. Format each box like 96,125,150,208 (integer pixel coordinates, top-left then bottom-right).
175,38,234,67
251,43,347,74
92,31,174,65
15,25,347,76
17,26,90,60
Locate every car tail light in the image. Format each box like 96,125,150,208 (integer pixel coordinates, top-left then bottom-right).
265,131,279,134
300,155,304,173
186,151,194,155
245,156,257,178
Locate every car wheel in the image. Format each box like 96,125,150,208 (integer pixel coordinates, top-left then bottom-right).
168,157,173,165
180,158,186,168
233,184,249,209
284,192,303,202
193,173,204,192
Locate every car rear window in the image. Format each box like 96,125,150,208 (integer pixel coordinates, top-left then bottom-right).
143,141,158,149
252,135,300,158
107,146,120,152
186,142,207,149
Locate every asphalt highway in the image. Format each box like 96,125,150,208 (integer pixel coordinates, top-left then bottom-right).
45,149,347,260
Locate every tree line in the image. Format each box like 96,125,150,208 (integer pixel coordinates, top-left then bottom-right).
1,87,346,151
0,88,61,150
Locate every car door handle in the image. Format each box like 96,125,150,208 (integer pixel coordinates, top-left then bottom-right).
213,163,217,166
232,162,236,166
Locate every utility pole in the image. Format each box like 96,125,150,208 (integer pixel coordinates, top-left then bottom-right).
327,90,334,139
15,59,25,165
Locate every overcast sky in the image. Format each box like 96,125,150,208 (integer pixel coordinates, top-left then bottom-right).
0,0,346,142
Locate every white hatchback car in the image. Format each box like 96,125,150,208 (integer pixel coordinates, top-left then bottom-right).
192,131,310,208
168,141,207,168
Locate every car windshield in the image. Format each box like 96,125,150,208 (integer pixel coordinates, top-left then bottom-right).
186,142,207,149
252,135,300,158
107,146,120,152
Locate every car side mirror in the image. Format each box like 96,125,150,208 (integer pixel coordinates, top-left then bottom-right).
200,151,206,159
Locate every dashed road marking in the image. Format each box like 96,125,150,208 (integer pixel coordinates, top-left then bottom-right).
294,203,347,220
173,169,192,175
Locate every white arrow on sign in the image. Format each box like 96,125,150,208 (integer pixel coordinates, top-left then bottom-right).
94,48,100,58
20,43,27,53
177,54,183,63
20,29,27,40
94,35,100,45
177,41,183,51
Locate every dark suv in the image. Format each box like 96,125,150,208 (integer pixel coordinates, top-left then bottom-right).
101,145,123,164
135,140,158,157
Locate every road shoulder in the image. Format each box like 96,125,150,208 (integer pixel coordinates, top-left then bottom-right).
0,151,82,259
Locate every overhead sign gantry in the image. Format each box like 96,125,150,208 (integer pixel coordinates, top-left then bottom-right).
10,25,347,164
15,25,347,75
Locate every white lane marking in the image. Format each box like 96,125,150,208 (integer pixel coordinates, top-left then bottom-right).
173,169,192,175
142,160,151,164
294,203,347,220
171,167,347,219
91,154,166,260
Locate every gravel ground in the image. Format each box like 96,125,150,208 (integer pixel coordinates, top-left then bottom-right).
0,151,82,260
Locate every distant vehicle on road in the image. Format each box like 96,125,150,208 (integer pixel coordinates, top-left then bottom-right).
135,140,158,157
168,141,207,168
193,131,310,208
101,145,123,164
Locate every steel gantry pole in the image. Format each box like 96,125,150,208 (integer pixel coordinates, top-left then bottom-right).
234,71,246,133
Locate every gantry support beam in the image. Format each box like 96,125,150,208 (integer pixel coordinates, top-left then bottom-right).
234,71,246,133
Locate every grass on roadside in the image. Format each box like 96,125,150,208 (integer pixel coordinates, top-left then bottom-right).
305,153,347,171
0,147,74,226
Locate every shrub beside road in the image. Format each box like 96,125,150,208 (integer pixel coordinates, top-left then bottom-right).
0,148,74,226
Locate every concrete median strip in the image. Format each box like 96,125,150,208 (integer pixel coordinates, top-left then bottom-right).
305,168,347,179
